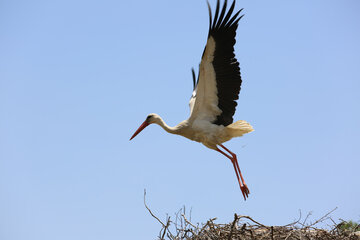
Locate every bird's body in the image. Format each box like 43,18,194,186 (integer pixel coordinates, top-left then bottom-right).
130,0,253,200
147,113,252,150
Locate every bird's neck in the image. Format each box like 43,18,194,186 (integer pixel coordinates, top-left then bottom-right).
155,117,181,134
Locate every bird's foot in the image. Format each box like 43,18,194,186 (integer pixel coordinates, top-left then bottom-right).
240,183,250,200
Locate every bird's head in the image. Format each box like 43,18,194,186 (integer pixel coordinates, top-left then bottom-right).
129,113,159,140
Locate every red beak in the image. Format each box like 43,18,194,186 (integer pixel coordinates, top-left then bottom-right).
130,120,150,140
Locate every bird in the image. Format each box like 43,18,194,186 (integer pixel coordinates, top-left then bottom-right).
130,0,253,200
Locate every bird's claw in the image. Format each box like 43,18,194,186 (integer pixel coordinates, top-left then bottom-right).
240,184,250,200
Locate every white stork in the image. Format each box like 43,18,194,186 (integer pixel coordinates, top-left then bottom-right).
130,0,253,200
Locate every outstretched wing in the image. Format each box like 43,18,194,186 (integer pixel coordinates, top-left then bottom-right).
188,0,243,126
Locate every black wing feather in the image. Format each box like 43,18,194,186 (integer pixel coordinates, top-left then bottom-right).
208,0,244,126
191,68,196,90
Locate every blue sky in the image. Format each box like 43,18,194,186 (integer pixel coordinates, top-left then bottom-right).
1,0,359,239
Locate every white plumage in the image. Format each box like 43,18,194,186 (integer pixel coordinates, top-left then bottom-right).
130,0,253,200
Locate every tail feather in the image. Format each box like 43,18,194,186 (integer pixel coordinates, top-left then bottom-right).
227,120,254,137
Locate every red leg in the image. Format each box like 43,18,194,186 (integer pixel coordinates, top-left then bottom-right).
216,148,243,188
217,144,250,200
219,144,247,185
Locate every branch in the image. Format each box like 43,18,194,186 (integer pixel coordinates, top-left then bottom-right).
181,213,197,229
237,215,269,228
228,213,239,240
303,207,338,230
143,189,167,228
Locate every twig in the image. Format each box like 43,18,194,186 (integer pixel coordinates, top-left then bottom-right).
143,189,175,239
302,211,312,227
284,231,293,240
161,216,171,240
238,215,269,228
285,209,303,228
143,189,167,228
303,207,338,230
181,213,197,229
228,213,239,240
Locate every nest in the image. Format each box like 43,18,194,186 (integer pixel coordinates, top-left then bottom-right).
144,191,360,240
